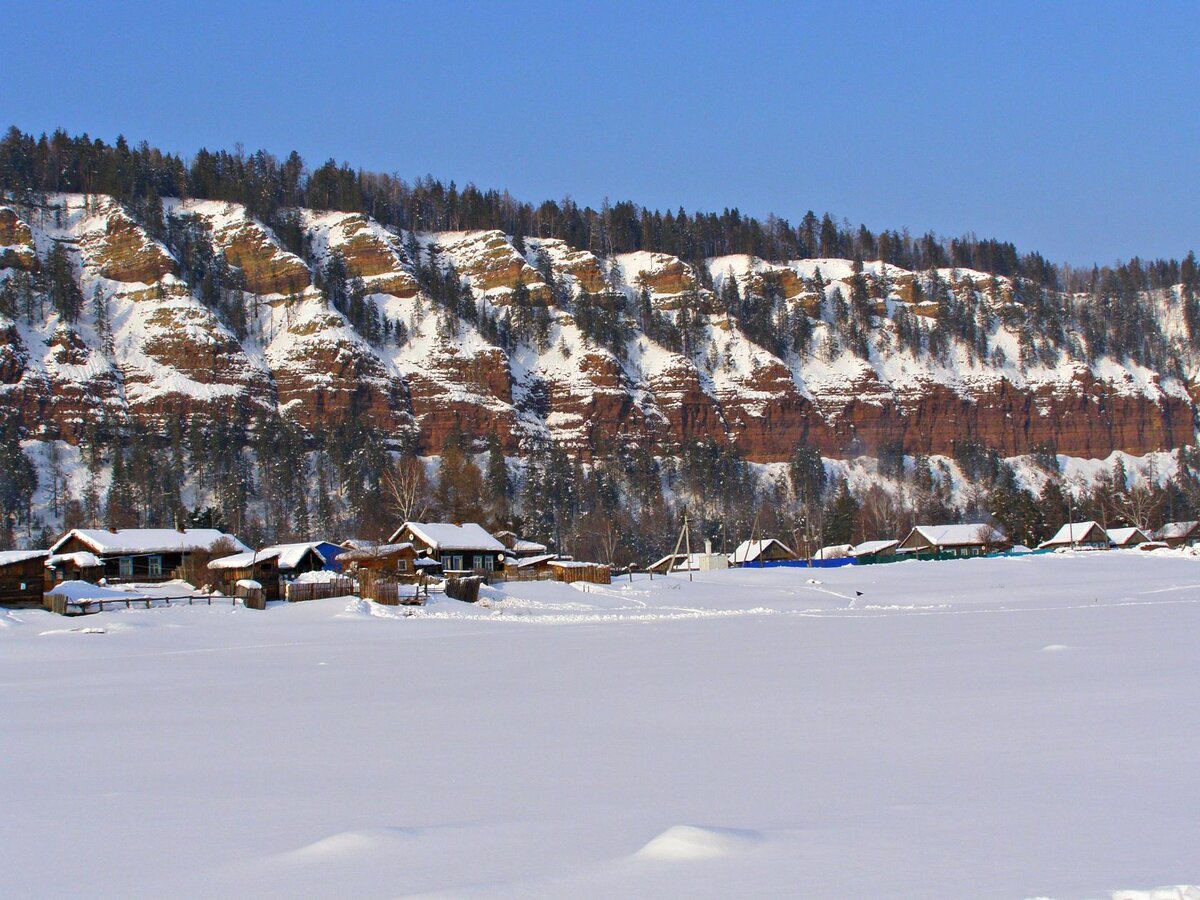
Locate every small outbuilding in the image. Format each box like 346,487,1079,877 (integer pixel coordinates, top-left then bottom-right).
493,530,550,559
850,539,899,563
729,539,796,566
45,550,104,586
0,549,50,607
1154,521,1200,548
1106,526,1150,549
207,542,332,600
1038,521,1110,551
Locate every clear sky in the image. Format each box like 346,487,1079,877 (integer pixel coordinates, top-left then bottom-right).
7,0,1197,266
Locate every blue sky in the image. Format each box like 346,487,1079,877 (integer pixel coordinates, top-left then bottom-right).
6,0,1197,265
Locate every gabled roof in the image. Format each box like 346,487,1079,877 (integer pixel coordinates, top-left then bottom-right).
648,552,705,571
813,544,853,560
730,539,794,563
1039,521,1107,548
207,542,327,571
850,539,899,557
0,549,48,566
512,539,549,554
46,551,102,568
904,523,1006,548
1155,520,1200,540
335,542,414,564
513,553,557,568
390,522,505,552
1106,526,1149,546
51,528,249,556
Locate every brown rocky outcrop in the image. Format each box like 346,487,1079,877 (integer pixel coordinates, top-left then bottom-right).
404,343,516,452
529,238,610,294
0,207,37,271
78,211,175,284
320,214,420,298
431,231,550,303
211,218,310,296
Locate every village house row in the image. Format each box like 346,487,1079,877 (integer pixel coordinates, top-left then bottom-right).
2,516,1199,611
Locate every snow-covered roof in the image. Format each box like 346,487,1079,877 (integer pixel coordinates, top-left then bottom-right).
906,524,1006,548
1155,521,1199,540
513,553,557,568
0,549,49,566
1040,521,1107,547
730,539,794,564
812,544,853,560
46,551,102,568
549,559,606,569
45,580,135,602
392,522,505,552
51,529,249,556
851,540,899,557
648,552,705,571
235,579,262,591
207,542,327,571
512,539,549,554
1106,527,1148,546
335,542,414,563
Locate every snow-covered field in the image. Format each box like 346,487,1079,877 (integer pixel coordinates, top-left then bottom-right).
3,553,1199,899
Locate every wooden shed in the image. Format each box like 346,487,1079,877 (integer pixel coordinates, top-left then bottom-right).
207,543,330,601
1154,520,1200,548
0,550,50,607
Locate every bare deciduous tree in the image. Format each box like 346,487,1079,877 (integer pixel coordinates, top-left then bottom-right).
382,456,430,525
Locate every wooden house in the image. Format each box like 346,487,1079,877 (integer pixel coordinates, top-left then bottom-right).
0,550,50,607
729,539,797,566
207,543,331,601
49,529,250,584
387,522,506,576
1154,521,1200,547
898,523,1009,558
1106,526,1150,549
1038,521,1110,551
334,541,418,576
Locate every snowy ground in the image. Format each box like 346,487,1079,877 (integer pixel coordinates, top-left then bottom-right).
3,553,1199,899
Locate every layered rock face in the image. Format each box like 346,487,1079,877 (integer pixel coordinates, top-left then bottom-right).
1,193,1195,465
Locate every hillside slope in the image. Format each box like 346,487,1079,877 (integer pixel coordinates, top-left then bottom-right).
2,193,1195,465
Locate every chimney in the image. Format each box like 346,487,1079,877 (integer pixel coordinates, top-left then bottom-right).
704,539,713,555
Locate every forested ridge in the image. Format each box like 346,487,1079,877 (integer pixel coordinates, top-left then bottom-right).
2,126,1193,293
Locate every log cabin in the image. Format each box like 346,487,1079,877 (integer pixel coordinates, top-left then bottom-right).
898,523,1010,558
49,529,250,584
388,522,506,576
0,550,50,607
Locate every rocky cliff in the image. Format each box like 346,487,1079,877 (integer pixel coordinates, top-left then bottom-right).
1,193,1195,464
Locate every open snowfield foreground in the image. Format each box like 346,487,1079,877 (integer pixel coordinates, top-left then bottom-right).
3,553,1199,899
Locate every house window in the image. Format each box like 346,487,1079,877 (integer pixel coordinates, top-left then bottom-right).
484,555,494,572
148,555,163,578
118,557,133,579
473,555,484,571
396,560,408,572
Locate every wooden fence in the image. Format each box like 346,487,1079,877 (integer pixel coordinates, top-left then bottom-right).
502,563,611,585
358,570,427,606
284,576,357,603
